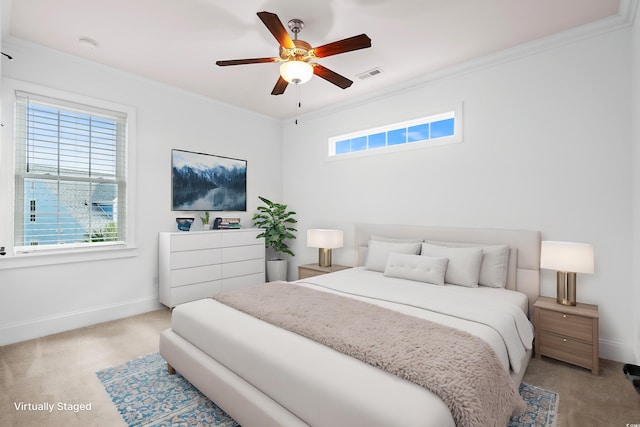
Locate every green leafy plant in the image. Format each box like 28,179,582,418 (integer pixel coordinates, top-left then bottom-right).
252,196,297,258
200,211,210,225
86,222,118,242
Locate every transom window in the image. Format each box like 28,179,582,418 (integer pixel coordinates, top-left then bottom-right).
328,106,462,158
13,90,130,253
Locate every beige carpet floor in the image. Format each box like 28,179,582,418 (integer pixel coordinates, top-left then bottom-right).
1,308,639,427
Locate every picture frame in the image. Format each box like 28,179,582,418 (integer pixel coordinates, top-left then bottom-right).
171,149,247,211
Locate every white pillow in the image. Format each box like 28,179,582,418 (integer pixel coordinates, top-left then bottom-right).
477,245,510,288
384,253,448,285
420,242,483,287
365,240,422,272
371,235,423,244
426,240,510,288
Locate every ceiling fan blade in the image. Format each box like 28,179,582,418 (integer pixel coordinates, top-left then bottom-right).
257,11,295,49
216,57,277,66
313,34,372,58
271,76,289,95
313,64,353,89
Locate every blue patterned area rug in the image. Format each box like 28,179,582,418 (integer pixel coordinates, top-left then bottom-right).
97,353,558,427
510,383,558,427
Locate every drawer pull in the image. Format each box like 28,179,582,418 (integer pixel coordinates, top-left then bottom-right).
562,314,567,318
563,338,567,342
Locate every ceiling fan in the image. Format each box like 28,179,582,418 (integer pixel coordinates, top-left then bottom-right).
216,11,372,95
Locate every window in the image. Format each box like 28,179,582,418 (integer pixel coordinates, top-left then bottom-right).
13,90,130,254
329,106,462,158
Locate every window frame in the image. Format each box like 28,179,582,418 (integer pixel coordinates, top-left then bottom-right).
0,79,137,268
327,103,463,160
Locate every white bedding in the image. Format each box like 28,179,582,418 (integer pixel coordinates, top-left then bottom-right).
170,267,533,427
299,267,533,374
172,298,455,427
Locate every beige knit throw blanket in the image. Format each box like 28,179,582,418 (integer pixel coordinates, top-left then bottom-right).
212,282,526,427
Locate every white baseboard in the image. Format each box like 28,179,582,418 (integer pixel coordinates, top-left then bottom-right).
0,297,164,346
600,337,638,364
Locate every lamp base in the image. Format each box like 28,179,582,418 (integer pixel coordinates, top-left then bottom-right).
318,248,332,267
556,271,577,306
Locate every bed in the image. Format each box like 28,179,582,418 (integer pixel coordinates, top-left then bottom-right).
159,223,541,427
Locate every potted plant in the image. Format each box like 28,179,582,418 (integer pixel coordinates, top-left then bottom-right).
200,211,210,230
252,196,297,281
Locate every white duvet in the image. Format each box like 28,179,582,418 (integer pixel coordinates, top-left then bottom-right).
169,267,534,427
298,267,534,374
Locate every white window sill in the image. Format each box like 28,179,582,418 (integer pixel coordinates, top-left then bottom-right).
0,246,138,270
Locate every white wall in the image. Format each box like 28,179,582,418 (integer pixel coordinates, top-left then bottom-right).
631,4,640,363
0,38,283,345
283,25,635,362
1,7,637,365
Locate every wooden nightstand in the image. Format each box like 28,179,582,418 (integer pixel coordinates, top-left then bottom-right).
534,296,599,375
298,263,351,279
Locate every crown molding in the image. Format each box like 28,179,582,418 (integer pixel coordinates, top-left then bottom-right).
292,2,637,125
1,36,282,125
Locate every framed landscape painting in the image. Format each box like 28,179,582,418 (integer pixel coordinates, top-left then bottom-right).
171,149,247,211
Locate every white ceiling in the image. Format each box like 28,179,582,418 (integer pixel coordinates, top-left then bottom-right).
2,0,621,120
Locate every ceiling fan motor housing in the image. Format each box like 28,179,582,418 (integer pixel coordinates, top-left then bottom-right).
280,39,313,61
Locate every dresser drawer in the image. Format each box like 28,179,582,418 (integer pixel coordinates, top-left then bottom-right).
171,264,222,287
171,280,221,306
171,248,222,269
223,244,264,263
221,272,265,292
171,232,222,251
539,331,593,369
539,309,593,342
222,230,262,247
221,258,264,279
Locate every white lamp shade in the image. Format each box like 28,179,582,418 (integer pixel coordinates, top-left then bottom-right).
540,241,594,274
280,61,313,84
307,229,344,249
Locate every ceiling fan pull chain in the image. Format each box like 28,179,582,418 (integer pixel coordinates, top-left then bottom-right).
295,84,301,125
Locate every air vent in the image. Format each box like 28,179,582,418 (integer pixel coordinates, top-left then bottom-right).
357,68,383,80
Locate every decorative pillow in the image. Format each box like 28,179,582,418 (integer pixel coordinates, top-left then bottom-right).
426,240,510,288
420,242,483,287
383,253,448,285
364,240,422,272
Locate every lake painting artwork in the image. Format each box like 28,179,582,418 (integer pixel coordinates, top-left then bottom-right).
171,149,247,211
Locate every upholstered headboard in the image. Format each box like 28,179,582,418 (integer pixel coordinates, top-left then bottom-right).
355,223,541,317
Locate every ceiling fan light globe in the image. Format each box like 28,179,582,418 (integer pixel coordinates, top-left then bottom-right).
280,61,313,84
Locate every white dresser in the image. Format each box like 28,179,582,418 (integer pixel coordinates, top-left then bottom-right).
158,228,265,307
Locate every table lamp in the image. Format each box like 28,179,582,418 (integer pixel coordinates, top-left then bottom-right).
540,241,594,306
307,229,344,267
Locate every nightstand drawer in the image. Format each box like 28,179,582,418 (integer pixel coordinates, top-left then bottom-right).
298,264,351,280
539,332,593,369
539,309,593,342
298,269,323,279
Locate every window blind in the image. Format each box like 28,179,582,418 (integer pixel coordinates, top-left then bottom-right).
14,90,128,252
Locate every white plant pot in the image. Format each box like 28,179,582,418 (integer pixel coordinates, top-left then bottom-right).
266,259,288,282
